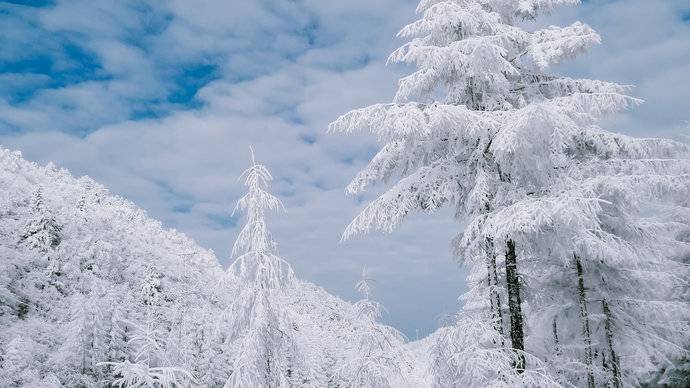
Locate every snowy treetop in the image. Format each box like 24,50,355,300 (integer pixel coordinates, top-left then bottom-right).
229,148,294,290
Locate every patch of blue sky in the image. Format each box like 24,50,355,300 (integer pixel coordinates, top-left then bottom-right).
311,179,330,191
2,0,53,7
129,105,168,121
0,44,106,104
207,213,239,230
129,3,171,36
299,133,317,145
258,98,305,124
168,63,221,107
0,1,224,134
172,203,193,214
0,119,22,135
154,179,196,205
110,60,222,121
274,177,297,198
300,19,319,47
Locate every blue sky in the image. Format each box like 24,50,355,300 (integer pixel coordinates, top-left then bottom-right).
1,0,689,337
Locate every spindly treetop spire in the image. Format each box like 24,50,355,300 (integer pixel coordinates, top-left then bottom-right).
229,147,293,289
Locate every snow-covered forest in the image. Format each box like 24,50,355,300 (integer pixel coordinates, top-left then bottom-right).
0,147,417,387
2,0,690,387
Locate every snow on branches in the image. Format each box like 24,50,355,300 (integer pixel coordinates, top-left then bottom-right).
229,147,294,290
331,0,690,385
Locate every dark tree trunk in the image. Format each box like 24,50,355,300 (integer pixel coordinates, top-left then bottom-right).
575,254,595,388
505,239,525,372
485,238,505,341
602,299,622,388
553,316,560,356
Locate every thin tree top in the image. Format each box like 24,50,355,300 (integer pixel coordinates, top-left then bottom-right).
356,267,375,300
229,148,294,289
232,147,284,258
353,267,385,322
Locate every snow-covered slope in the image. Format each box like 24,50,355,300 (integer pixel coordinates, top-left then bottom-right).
0,147,420,387
0,147,225,387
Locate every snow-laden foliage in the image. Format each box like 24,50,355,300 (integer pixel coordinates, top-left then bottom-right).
330,0,690,386
97,312,196,388
229,149,293,289
430,313,559,387
339,268,410,387
0,147,416,387
0,147,223,388
218,150,305,387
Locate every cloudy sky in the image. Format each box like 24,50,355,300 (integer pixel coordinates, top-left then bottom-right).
1,0,689,337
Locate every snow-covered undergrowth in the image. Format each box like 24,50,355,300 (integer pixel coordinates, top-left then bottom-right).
0,147,420,387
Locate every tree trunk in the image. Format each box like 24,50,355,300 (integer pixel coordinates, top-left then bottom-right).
602,299,622,388
485,238,505,341
552,316,560,356
575,254,595,388
505,239,525,372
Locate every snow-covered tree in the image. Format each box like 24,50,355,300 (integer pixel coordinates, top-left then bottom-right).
98,316,194,388
22,187,61,252
341,268,408,387
228,148,293,290
460,172,690,385
99,279,194,388
430,312,559,387
221,148,306,387
330,0,690,385
1,335,46,387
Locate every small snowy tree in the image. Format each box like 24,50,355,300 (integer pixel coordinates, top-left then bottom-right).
97,258,194,387
98,318,194,388
1,336,47,387
22,187,61,252
228,149,293,290
341,268,408,388
98,292,193,387
221,148,306,387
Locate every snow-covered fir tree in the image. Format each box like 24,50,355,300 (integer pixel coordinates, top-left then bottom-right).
330,0,690,385
21,187,61,253
340,268,409,387
98,289,195,388
459,165,690,386
220,149,308,387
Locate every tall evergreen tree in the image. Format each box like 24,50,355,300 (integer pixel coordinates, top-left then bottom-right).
330,0,690,384
461,163,690,385
221,148,306,387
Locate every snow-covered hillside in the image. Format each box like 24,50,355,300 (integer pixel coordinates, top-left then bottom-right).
0,147,420,387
